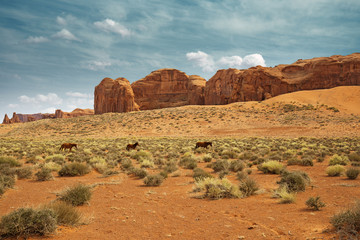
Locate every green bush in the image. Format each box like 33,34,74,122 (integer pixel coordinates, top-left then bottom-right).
45,201,81,226
58,163,90,177
258,160,285,174
229,160,245,172
193,168,213,180
0,208,57,238
120,158,133,170
0,175,16,190
131,168,148,179
329,154,349,166
239,178,259,197
326,165,345,177
35,167,53,181
346,168,360,180
331,201,360,238
274,187,297,204
348,152,360,162
143,174,164,186
203,154,212,162
306,196,326,211
194,177,242,199
0,156,21,167
211,159,229,172
15,167,33,179
163,162,178,173
45,154,65,165
179,154,197,169
58,184,92,206
278,171,310,192
236,171,248,181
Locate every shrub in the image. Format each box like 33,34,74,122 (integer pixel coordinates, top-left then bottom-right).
346,168,360,180
35,167,53,181
348,152,360,162
143,174,164,186
194,177,242,199
331,201,360,239
229,160,245,172
301,158,314,166
163,162,178,173
211,159,229,172
236,171,248,181
120,158,133,170
45,154,65,165
92,162,108,174
0,175,16,194
239,178,259,197
193,168,213,180
203,154,212,162
132,150,152,161
44,201,81,226
0,156,21,167
258,161,285,174
0,208,57,238
15,167,33,179
329,154,349,166
326,165,345,177
273,187,296,204
278,171,310,192
140,159,155,168
43,161,62,172
220,149,238,159
58,163,90,177
179,154,197,169
58,184,92,206
131,168,148,179
306,196,326,211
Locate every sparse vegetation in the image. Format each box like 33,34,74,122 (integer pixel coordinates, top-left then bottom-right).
58,163,90,177
143,174,164,186
258,160,285,174
331,201,360,239
326,165,345,177
306,196,325,211
58,184,92,206
346,168,360,180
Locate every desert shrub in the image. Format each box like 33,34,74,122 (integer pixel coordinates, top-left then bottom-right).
278,171,310,192
0,208,57,238
301,157,314,166
45,201,81,226
258,161,285,174
45,154,65,165
273,187,296,204
35,167,53,181
0,175,16,190
229,160,245,172
193,168,213,180
43,161,62,172
326,165,345,177
306,196,326,211
348,152,360,162
131,168,148,179
101,169,119,177
163,161,178,173
92,162,108,174
194,177,242,200
329,154,349,166
140,159,155,168
0,156,21,167
287,158,302,166
220,149,238,159
346,168,360,180
58,184,92,206
15,167,33,179
239,178,259,197
211,159,229,172
331,201,360,239
143,174,164,186
132,150,152,161
179,154,197,169
120,158,133,170
218,170,229,179
203,154,212,162
58,163,90,177
89,156,106,166
236,171,248,181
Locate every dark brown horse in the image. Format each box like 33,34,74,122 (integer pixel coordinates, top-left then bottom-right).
126,142,139,151
195,141,212,149
59,143,77,152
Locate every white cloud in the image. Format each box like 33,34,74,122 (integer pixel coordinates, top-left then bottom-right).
53,29,80,41
85,60,112,71
25,36,49,43
94,19,131,37
8,104,19,108
18,93,63,105
187,51,266,73
56,16,66,25
186,51,215,73
66,92,89,98
42,107,57,114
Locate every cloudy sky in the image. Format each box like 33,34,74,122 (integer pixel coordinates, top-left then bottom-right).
0,0,359,118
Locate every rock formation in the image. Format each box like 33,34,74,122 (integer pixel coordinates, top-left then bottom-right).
55,108,94,118
131,69,206,110
2,114,11,124
94,77,139,114
205,53,360,104
10,112,21,123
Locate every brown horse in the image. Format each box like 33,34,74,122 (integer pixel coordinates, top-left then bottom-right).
126,142,139,151
59,143,78,152
195,141,212,149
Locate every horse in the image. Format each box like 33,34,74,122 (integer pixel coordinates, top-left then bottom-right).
126,142,139,151
195,141,212,149
59,143,78,152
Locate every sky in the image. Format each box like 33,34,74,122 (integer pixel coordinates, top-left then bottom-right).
0,0,359,118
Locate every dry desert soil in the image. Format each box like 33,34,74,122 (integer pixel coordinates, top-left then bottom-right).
0,86,360,240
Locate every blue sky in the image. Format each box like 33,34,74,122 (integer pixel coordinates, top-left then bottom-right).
0,0,359,118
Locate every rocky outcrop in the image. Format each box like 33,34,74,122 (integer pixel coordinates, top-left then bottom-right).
55,108,94,118
94,77,139,114
131,69,206,110
10,112,21,123
205,53,360,104
2,114,11,124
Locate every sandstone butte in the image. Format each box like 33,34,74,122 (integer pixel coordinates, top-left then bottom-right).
55,108,94,118
94,77,139,114
205,53,360,104
131,69,206,110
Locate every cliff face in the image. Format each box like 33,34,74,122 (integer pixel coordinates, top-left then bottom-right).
94,77,139,114
131,69,206,110
205,53,360,104
55,109,94,118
